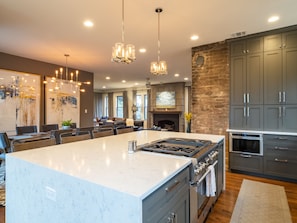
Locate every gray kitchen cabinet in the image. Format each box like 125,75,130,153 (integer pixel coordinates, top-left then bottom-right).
264,134,297,180
264,30,297,105
229,152,263,174
230,105,263,130
230,37,263,130
264,105,297,131
230,38,263,105
143,167,189,223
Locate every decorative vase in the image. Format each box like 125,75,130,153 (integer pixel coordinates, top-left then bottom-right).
186,121,191,133
62,125,70,130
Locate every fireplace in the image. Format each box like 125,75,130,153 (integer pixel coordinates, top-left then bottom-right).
153,113,180,132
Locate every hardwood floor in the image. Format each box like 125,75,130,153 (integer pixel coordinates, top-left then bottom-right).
206,171,297,223
0,171,296,223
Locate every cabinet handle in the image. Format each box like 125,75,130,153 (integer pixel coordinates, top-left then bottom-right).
165,180,180,193
283,107,286,117
279,107,282,118
243,50,246,54
247,107,250,117
274,158,288,163
243,107,246,117
274,146,289,150
246,49,249,53
247,93,250,103
273,137,288,140
243,93,246,104
283,91,286,103
240,154,252,158
279,92,282,103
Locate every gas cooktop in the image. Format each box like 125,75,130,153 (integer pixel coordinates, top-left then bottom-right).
139,138,212,157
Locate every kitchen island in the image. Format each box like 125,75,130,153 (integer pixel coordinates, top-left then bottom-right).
6,130,224,223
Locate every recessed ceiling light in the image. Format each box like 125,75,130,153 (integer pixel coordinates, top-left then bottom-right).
174,73,180,77
134,82,139,85
106,76,110,80
268,16,279,23
184,77,189,81
102,86,106,89
122,80,126,83
191,35,199,40
84,20,94,27
139,48,146,53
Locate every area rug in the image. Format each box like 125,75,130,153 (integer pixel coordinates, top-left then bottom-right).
230,179,292,223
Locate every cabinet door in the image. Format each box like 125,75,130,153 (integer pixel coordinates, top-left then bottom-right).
230,106,246,129
144,185,189,223
283,47,297,104
246,37,263,54
246,53,263,104
230,56,246,105
263,105,282,130
282,105,297,132
283,30,297,49
246,106,263,130
230,41,246,56
264,34,282,51
264,50,283,104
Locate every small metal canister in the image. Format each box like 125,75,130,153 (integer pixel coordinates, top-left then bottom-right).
128,140,137,154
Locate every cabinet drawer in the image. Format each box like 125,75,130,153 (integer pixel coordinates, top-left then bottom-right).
143,167,189,215
264,156,297,180
264,135,297,147
229,152,263,173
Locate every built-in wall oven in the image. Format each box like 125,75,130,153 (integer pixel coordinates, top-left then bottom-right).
229,132,263,156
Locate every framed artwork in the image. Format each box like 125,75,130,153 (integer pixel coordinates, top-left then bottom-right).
45,77,80,127
156,91,176,108
0,69,40,135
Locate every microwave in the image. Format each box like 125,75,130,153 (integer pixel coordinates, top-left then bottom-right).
229,133,263,156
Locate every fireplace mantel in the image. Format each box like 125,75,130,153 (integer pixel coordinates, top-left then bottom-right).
149,110,182,115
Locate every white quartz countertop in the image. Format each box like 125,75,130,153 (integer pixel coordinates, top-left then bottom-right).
8,130,224,199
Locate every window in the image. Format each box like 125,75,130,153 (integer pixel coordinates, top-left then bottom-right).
135,93,147,120
104,95,108,117
116,96,123,118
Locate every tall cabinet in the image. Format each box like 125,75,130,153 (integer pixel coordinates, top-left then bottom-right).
230,28,297,132
263,30,297,132
230,37,264,130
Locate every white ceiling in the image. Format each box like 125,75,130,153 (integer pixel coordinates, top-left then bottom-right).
1,0,297,90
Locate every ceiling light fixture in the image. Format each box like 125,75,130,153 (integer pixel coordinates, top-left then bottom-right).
150,8,167,76
111,0,135,64
48,54,91,93
268,16,279,23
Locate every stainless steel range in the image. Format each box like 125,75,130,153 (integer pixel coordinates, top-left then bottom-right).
138,137,223,223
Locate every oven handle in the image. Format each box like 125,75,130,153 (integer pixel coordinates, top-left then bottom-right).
197,160,218,185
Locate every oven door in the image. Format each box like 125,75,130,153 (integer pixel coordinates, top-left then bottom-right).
190,160,218,223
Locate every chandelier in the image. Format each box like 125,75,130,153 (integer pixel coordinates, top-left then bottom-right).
48,54,90,93
150,8,167,76
111,0,136,64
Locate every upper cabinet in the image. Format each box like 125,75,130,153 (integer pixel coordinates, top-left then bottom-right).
264,30,297,105
230,37,264,130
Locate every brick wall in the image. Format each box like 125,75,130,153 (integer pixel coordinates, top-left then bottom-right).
191,41,230,152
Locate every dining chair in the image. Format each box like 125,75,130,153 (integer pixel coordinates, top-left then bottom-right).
16,125,37,135
92,128,114,138
40,124,59,132
60,131,91,144
0,132,11,154
12,137,56,152
116,126,134,135
52,129,74,144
